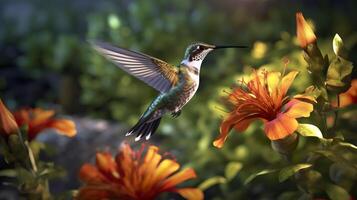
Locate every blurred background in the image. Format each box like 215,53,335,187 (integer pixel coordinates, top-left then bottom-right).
0,0,356,199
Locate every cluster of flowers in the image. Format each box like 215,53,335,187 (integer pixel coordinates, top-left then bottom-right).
214,13,356,148
0,12,356,200
0,100,203,200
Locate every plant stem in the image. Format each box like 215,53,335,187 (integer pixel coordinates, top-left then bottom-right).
24,141,38,173
333,94,340,130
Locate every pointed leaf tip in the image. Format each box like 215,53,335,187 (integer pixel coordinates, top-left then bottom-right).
333,34,347,58
296,124,323,139
244,169,277,185
278,163,312,182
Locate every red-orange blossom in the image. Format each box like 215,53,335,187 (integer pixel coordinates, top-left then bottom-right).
13,108,76,141
214,70,314,148
77,143,203,200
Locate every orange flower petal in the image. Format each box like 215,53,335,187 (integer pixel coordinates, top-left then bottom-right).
264,113,298,140
285,99,313,118
214,112,257,148
338,79,357,107
13,109,30,127
47,119,77,137
0,99,19,135
151,159,180,186
339,93,353,107
78,144,201,200
140,146,162,189
160,168,197,191
213,113,240,148
79,164,108,184
174,188,204,200
77,187,112,200
349,79,357,96
233,118,253,132
31,109,55,127
96,152,119,179
296,12,317,48
280,71,299,98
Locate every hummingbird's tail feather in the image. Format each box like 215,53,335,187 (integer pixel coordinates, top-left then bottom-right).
126,117,162,141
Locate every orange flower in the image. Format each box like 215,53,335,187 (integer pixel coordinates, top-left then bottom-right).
77,143,203,200
213,70,314,148
13,108,76,141
338,79,357,107
0,99,19,136
296,12,317,48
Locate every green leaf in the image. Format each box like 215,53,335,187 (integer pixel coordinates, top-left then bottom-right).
278,163,312,182
333,34,347,58
294,86,321,101
296,124,323,139
225,162,242,181
244,169,277,185
278,191,300,200
326,57,353,93
0,136,15,163
325,183,350,200
29,141,46,158
337,142,357,151
0,169,17,177
198,176,226,191
329,163,356,183
314,150,357,170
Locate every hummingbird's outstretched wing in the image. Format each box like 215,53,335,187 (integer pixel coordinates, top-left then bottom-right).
92,42,179,93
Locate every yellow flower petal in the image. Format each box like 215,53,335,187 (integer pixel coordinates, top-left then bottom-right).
267,71,281,96
175,188,204,200
151,159,180,185
140,146,162,190
96,152,119,179
280,71,299,98
160,168,197,191
264,113,298,140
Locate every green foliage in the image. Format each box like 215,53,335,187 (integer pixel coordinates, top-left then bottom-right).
1,0,357,199
225,162,242,182
296,124,323,139
325,183,350,200
244,169,277,185
0,131,64,199
278,163,312,182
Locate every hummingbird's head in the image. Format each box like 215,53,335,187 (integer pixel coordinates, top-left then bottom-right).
183,43,215,63
181,42,247,70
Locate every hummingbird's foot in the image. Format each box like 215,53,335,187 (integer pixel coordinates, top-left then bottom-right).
171,110,181,118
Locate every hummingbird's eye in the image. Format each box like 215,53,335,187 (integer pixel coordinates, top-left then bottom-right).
197,46,201,50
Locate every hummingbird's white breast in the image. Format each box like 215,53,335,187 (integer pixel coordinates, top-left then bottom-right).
181,58,203,71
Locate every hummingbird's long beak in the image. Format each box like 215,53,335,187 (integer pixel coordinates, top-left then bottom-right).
213,45,248,49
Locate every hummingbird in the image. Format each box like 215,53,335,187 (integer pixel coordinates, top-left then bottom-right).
92,42,246,141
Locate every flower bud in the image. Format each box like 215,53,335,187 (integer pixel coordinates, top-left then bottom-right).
0,100,19,136
296,12,317,49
